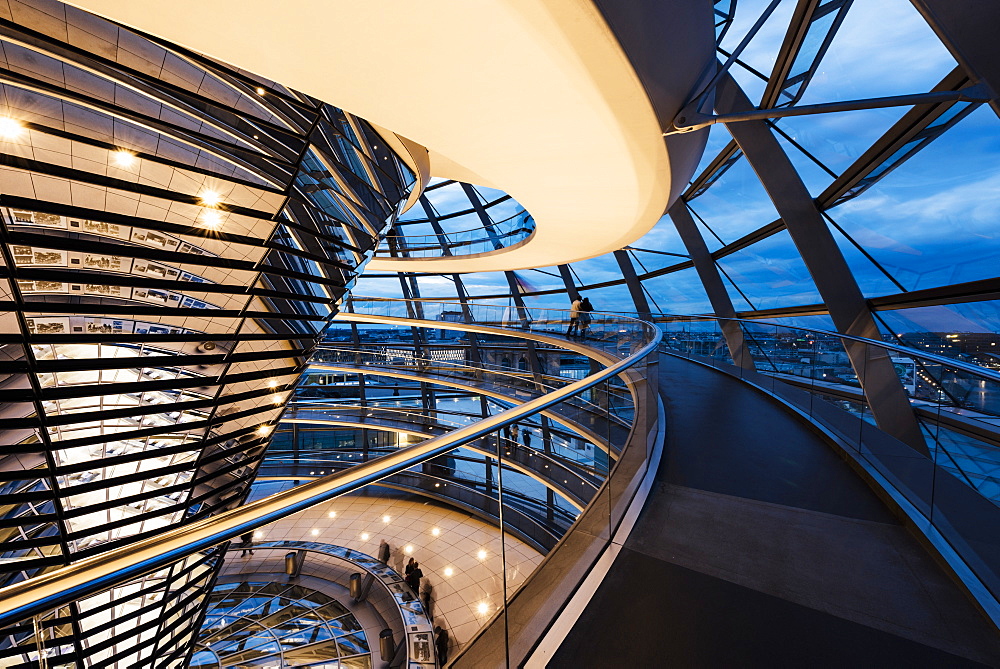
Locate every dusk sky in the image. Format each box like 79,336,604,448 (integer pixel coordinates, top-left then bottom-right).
355,0,999,334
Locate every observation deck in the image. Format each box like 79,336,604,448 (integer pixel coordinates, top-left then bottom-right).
5,300,1000,666
3,1,999,667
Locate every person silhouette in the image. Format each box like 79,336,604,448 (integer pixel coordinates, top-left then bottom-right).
578,297,593,338
435,626,450,664
239,532,254,557
566,297,582,336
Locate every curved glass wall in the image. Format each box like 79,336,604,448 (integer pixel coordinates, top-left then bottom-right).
0,2,416,667
1,0,1000,667
377,180,533,258
351,0,1000,497
354,0,1000,349
192,581,369,669
206,299,660,660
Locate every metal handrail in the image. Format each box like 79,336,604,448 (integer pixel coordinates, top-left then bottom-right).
378,225,533,248
307,346,632,417
342,296,1000,382
654,312,1000,385
0,313,660,627
337,297,999,382
353,295,1000,384
379,209,532,245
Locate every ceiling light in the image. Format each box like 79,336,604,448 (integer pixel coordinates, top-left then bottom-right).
477,549,487,560
360,532,369,541
112,149,136,168
443,567,453,577
328,511,336,518
310,529,318,536
200,190,222,207
272,394,282,404
267,380,278,389
253,530,263,539
431,527,440,537
255,87,266,95
200,209,223,228
403,545,413,555
0,117,25,139
382,515,391,523
477,602,490,615
256,424,271,436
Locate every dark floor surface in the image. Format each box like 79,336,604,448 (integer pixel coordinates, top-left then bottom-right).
551,354,1000,668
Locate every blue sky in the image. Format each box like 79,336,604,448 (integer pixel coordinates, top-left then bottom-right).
354,0,1000,333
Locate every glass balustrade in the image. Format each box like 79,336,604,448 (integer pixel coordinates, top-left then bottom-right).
375,210,535,258
653,313,1000,622
0,297,662,669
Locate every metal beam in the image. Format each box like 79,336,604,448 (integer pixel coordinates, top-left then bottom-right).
717,275,1000,322
613,249,652,319
716,72,928,455
558,264,582,302
669,201,753,369
911,0,1000,117
671,85,988,133
461,182,504,250
818,67,979,207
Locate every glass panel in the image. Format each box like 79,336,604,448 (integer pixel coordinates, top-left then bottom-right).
831,106,1000,292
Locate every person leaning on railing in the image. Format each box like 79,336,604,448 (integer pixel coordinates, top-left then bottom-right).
567,298,582,336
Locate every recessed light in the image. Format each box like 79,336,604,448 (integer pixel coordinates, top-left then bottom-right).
403,545,413,554
443,567,453,577
200,190,222,207
382,515,391,523
477,549,487,560
328,511,336,518
360,532,369,541
112,149,136,167
0,117,25,139
255,87,266,95
431,527,440,537
200,209,222,226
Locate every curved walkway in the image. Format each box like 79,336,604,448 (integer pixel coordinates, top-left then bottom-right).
305,362,626,453
279,407,598,509
549,353,1000,667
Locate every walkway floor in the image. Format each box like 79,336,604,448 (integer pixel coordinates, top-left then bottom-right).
550,353,1000,667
